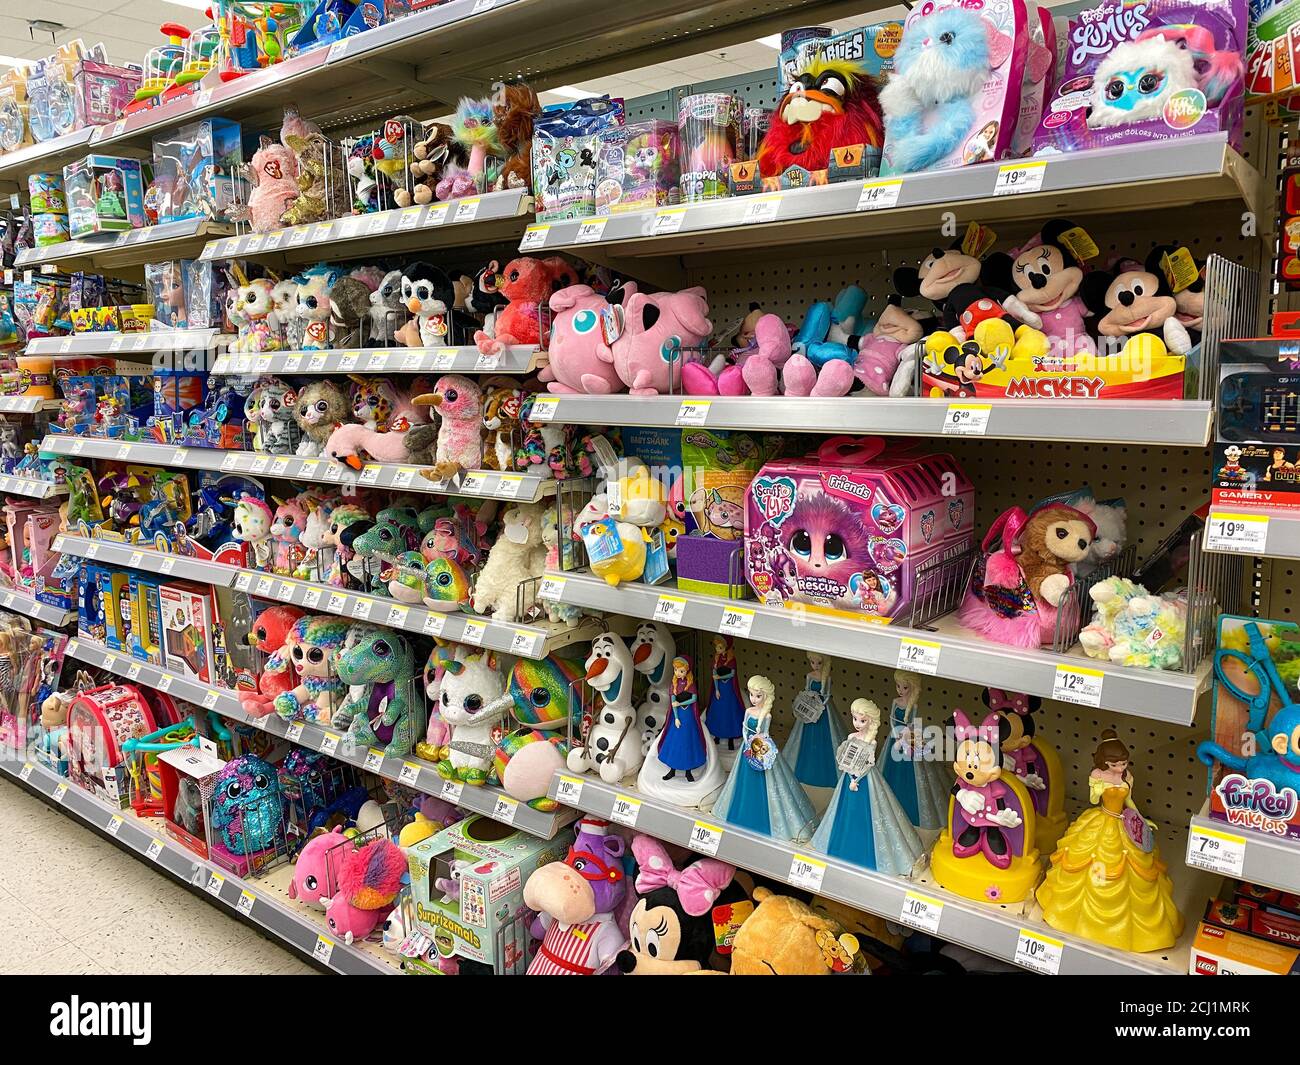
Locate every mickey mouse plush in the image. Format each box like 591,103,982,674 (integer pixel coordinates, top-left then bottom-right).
894,243,1045,359
1080,248,1192,358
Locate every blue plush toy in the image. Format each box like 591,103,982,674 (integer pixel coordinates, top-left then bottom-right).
791,285,871,368
1198,703,1300,798
879,6,991,174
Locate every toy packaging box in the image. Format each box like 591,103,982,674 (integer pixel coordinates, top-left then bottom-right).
1031,0,1247,157
0,66,32,152
73,58,142,130
594,121,682,214
1201,614,1300,841
406,815,572,973
158,745,224,859
129,574,164,665
1213,338,1300,511
1190,920,1300,974
62,155,147,238
533,96,626,221
152,118,244,225
744,436,974,623
881,0,1031,175
158,580,216,684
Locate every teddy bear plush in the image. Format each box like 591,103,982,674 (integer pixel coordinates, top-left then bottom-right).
394,122,467,208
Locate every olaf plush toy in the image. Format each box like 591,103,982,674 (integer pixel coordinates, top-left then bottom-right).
567,631,643,785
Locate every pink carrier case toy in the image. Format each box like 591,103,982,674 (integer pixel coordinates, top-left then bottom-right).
65,682,166,797
744,435,974,622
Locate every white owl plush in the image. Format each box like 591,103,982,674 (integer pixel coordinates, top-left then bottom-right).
1087,37,1197,128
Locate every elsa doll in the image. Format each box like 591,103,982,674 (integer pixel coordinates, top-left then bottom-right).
880,670,948,832
711,675,816,843
784,651,846,814
810,698,924,875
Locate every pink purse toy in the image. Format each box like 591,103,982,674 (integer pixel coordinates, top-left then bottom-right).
744,436,974,623
611,287,712,395
539,283,629,395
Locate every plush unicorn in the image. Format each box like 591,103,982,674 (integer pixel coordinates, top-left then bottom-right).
231,494,275,570
434,648,513,785
296,265,343,349
567,631,642,784
270,495,311,575
293,495,341,581
231,277,283,352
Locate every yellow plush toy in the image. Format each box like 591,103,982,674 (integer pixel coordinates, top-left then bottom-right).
730,888,862,975
575,494,647,587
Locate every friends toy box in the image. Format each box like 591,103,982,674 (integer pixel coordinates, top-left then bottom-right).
744,436,974,622
406,815,572,974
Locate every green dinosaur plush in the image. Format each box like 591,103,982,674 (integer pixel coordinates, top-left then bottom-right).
333,624,421,758
350,508,421,594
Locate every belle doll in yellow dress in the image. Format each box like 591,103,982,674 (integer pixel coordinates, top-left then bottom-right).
1036,731,1184,953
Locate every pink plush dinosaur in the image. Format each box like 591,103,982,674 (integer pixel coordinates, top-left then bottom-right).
609,287,712,396
539,284,632,395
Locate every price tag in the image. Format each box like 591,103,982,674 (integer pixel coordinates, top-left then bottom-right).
128,551,144,568
270,458,291,475
1186,824,1247,877
263,230,284,249
169,447,190,465
1052,664,1103,707
496,474,524,499
127,662,143,680
289,226,311,246
365,351,387,372
653,595,687,625
575,218,607,243
205,871,226,897
299,460,321,479
401,351,423,371
397,207,422,230
245,234,265,253
112,118,127,138
221,452,241,472
717,605,754,638
452,198,481,223
286,722,305,742
337,216,363,238
896,638,941,675
85,543,99,559
687,820,723,856
510,629,543,657
459,471,487,494
146,838,165,861
308,353,328,372
460,619,487,646
742,194,781,224
313,936,335,964
160,558,177,576
347,597,372,621
363,748,386,771
327,592,348,613
276,582,296,602
538,576,566,602
435,779,461,804
283,354,303,372
237,890,256,917
492,794,519,824
255,576,275,596
103,813,125,837
158,675,174,692
320,732,341,755
203,690,221,710
787,853,827,892
529,396,559,422
675,399,711,426
472,0,496,12
1205,513,1269,555
19,762,34,781
554,775,584,806
994,160,1047,196
422,613,446,637
609,794,642,827
399,762,421,785
366,213,389,235
942,403,992,436
311,222,335,242
1014,929,1064,975
429,347,457,371
520,224,550,250
385,604,410,628
70,439,85,455
303,589,322,609
249,456,270,474
653,207,687,235
234,573,253,591
3,592,13,608
899,891,944,933
392,467,416,488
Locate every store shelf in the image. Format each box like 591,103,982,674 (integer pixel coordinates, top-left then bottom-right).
1202,507,1300,561
0,476,67,500
0,589,75,626
0,755,397,974
524,135,1258,259
548,774,1203,976
14,219,235,271
199,190,533,265
54,535,599,660
541,571,1210,725
62,633,576,840
533,394,1215,447
1188,801,1300,894
26,329,226,356
38,435,561,501
211,344,540,376
0,126,94,183
0,396,59,414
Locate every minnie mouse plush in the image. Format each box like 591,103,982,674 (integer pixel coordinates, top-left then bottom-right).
1080,248,1192,358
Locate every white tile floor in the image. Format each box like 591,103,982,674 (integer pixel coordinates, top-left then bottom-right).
0,779,319,976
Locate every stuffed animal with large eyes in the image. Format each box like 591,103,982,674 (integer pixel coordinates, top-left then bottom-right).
1087,37,1197,129
1080,249,1192,358
398,260,457,348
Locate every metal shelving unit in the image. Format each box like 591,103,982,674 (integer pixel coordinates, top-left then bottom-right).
0,755,398,974
0,476,67,500
199,189,532,265
523,135,1259,260
1187,801,1300,894
548,774,1204,976
531,394,1216,447
211,345,540,376
0,590,75,626
26,329,226,356
62,634,575,840
14,219,235,271
39,435,562,502
541,571,1210,725
54,535,599,661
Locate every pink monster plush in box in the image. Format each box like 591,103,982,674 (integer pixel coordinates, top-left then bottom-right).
744,436,974,622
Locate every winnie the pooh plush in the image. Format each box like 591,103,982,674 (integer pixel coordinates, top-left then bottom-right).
730,888,861,975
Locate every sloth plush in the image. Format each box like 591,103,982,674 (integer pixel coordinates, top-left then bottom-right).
1081,249,1193,357
1087,37,1198,129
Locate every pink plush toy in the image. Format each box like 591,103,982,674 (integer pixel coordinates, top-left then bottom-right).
323,422,435,470
288,826,353,910
850,300,927,396
414,375,484,481
324,838,407,944
270,494,310,574
242,137,300,232
681,308,791,396
610,287,712,396
539,284,630,395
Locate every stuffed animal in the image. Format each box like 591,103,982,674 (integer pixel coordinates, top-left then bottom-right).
325,838,407,944
274,615,352,724
230,277,283,353
493,654,582,809
239,604,306,717
348,376,428,434
471,502,547,622
246,377,300,454
879,5,1007,173
269,494,310,574
295,265,343,349
282,131,334,227
367,268,406,345
730,887,857,975
474,256,552,355
230,493,275,569
394,121,467,207
540,283,629,395
329,275,375,347
492,83,540,192
333,624,420,757
852,296,928,395
567,630,644,784
1080,577,1187,670
451,96,503,192
573,494,647,586
396,261,457,347
611,287,712,395
323,421,436,471
288,825,353,909
1087,37,1197,129
784,284,870,397
413,374,483,482
293,494,341,581
481,384,526,470
238,136,300,232
757,53,883,181
292,380,349,457
1070,492,1127,576
1081,250,1193,358
434,648,513,785
269,278,302,348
